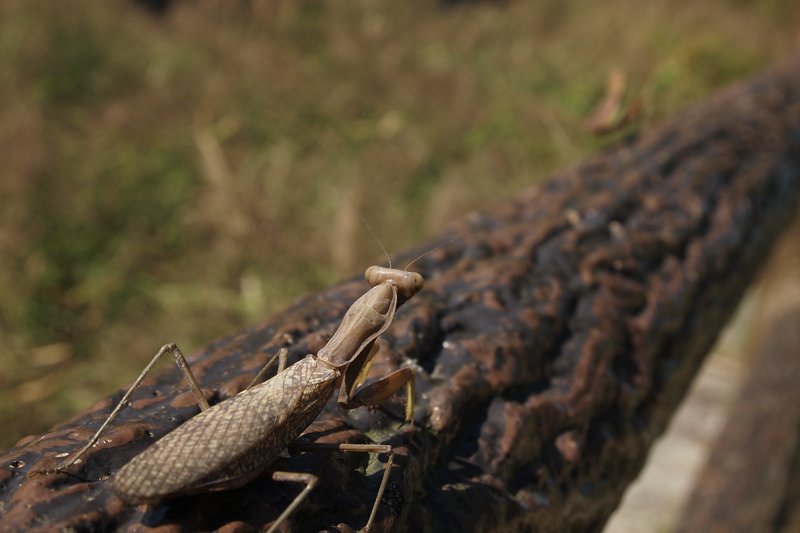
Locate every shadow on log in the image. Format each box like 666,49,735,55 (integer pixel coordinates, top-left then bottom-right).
2,56,800,532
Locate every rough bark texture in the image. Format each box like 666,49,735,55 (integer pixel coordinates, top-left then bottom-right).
2,56,800,532
676,308,800,533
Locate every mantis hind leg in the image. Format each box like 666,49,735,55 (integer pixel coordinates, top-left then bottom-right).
245,348,288,390
288,442,396,532
32,342,209,475
265,471,319,533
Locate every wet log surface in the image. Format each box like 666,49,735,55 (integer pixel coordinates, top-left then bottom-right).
676,308,800,533
2,56,800,532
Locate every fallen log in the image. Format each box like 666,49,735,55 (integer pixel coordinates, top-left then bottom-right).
2,55,800,532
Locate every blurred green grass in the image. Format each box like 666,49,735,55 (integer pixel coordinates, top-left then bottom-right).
0,0,796,449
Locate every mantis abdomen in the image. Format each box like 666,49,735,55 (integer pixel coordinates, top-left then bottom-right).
112,355,338,503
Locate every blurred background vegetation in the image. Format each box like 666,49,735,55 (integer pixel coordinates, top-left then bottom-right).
0,0,797,454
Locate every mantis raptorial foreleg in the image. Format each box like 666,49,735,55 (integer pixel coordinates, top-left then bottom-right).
335,337,415,424
348,368,416,421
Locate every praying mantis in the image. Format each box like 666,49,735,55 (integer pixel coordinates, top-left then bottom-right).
34,264,424,532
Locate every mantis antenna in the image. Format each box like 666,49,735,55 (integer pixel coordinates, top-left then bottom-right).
341,187,393,269
357,210,392,269
404,216,503,271
350,185,503,274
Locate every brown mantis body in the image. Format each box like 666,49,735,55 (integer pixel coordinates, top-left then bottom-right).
37,266,423,532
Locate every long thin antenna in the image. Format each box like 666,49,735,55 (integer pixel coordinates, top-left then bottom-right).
340,187,393,269
357,207,392,269
403,216,503,271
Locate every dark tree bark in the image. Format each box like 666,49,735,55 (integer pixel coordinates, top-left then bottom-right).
2,55,800,532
